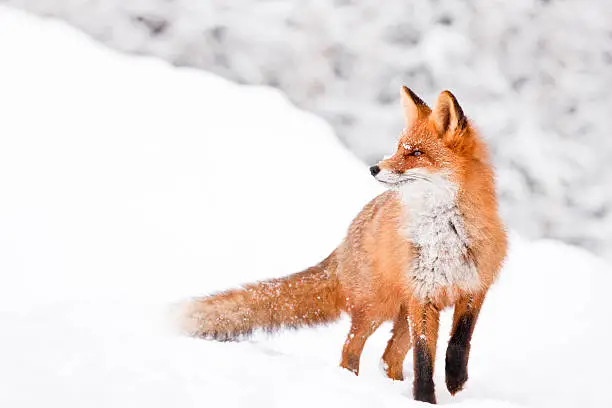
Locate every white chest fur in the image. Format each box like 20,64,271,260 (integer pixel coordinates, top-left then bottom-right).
398,170,480,300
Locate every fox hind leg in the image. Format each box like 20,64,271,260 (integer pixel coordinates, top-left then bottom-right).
340,312,382,376
382,305,412,381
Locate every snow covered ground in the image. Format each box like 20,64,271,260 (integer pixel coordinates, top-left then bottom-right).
0,6,611,408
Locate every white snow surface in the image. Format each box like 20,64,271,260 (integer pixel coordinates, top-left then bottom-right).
0,7,611,408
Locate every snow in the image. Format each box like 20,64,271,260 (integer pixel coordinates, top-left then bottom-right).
2,0,612,259
0,6,611,408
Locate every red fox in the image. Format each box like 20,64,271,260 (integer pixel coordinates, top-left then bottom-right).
180,87,507,404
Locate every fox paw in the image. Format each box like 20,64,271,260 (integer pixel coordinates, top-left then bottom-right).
446,366,468,395
340,355,360,376
445,345,468,395
381,361,404,381
413,382,437,404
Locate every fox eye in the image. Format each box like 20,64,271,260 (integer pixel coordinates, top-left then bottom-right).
411,150,423,157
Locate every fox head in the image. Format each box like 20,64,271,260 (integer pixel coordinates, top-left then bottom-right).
370,87,485,195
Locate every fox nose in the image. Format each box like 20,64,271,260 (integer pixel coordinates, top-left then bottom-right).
370,165,381,177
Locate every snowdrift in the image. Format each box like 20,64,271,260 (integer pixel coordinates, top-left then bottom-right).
6,0,612,259
0,6,610,408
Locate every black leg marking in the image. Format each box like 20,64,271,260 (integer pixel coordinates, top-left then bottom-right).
414,341,436,404
446,314,473,395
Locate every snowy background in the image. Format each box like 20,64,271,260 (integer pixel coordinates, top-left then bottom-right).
1,4,612,408
2,0,612,258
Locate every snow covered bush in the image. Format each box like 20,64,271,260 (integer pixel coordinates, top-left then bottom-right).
3,0,612,257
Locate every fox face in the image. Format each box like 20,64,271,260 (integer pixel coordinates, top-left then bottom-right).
371,87,477,193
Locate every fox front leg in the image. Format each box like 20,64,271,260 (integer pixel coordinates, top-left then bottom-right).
408,300,440,404
445,292,486,395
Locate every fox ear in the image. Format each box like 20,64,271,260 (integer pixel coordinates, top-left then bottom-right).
400,86,431,128
432,90,467,135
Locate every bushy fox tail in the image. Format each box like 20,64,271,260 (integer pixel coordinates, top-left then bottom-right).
178,254,343,341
